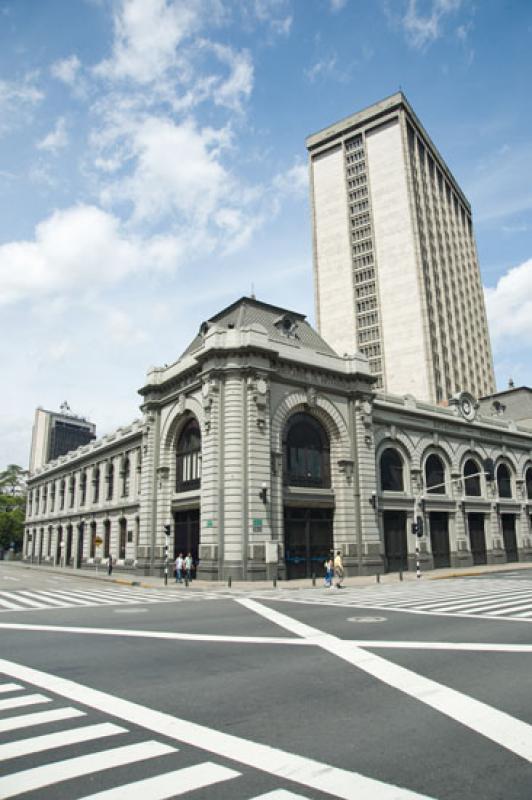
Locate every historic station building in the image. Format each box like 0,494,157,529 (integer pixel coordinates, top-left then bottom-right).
23,297,532,580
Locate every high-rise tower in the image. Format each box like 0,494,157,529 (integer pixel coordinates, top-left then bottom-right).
306,92,495,403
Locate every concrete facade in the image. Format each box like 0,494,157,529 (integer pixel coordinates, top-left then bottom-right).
24,298,532,580
307,93,496,404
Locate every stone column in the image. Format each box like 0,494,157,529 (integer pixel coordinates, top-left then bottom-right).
354,398,384,574
221,373,245,580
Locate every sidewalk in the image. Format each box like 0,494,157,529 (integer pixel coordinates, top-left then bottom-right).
3,559,531,594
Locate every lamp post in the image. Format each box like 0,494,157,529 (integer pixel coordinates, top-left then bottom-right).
163,521,171,585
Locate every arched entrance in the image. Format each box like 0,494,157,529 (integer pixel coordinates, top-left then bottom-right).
65,525,73,566
282,413,334,579
383,510,408,572
76,523,84,568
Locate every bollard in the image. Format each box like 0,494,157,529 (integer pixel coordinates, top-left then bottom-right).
376,573,380,584
399,570,403,581
273,577,277,588
228,575,232,588
312,573,316,587
185,576,189,588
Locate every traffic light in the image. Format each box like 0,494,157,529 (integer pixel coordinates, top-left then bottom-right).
411,516,424,537
483,458,495,482
163,524,171,536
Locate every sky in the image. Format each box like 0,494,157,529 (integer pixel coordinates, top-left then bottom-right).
1,0,531,469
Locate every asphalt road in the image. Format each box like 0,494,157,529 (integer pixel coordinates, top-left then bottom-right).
0,562,531,799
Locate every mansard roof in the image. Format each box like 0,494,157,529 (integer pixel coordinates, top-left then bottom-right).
180,296,339,360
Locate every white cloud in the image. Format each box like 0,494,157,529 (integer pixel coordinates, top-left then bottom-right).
106,307,148,343
205,42,254,111
485,258,532,344
0,75,44,135
273,161,308,197
399,0,462,50
0,204,182,305
330,0,348,11
252,0,292,35
51,54,81,86
93,0,204,84
36,117,69,152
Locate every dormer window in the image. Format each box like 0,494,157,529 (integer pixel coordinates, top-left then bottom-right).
199,321,209,337
275,314,298,338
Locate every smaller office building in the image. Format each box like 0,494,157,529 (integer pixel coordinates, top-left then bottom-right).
24,297,532,579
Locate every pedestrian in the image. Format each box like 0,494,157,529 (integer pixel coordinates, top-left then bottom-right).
184,552,193,582
324,556,333,587
107,555,113,576
175,552,184,583
334,550,344,589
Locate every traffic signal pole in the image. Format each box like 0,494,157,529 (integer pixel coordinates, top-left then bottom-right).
163,523,171,586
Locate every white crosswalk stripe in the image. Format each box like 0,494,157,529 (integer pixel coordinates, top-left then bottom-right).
77,763,241,799
0,587,222,613
253,577,532,621
0,672,419,799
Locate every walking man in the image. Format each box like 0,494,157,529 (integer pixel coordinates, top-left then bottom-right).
175,552,184,583
334,550,344,589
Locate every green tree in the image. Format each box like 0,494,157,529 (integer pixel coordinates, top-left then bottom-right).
0,464,28,496
0,492,25,551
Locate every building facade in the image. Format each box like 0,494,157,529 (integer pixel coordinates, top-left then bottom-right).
30,406,96,473
23,298,532,579
306,92,495,403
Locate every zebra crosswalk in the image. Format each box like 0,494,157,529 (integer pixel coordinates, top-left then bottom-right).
0,676,333,799
260,577,532,622
0,586,222,613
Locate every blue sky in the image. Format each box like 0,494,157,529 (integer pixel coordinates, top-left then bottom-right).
1,0,531,468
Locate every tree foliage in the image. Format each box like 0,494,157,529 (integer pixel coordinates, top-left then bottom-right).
0,465,27,551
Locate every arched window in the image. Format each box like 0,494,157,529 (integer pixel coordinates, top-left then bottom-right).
526,467,532,500
50,481,56,512
176,419,201,491
42,485,48,512
425,454,445,494
380,448,404,492
283,413,330,488
497,463,512,498
92,467,100,503
80,472,87,506
464,459,481,496
68,476,75,508
121,456,130,497
106,462,114,501
60,479,66,510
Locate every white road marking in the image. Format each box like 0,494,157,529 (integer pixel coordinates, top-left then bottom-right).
0,682,22,693
330,640,532,653
0,591,47,608
0,692,51,711
0,622,308,645
0,595,22,609
0,722,127,760
0,739,175,799
78,762,241,799
238,598,532,764
250,792,309,799
0,707,85,733
0,658,435,800
1,576,19,581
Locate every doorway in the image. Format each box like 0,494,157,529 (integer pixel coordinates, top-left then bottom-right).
383,510,408,572
468,513,487,565
284,507,334,580
429,512,450,568
174,509,200,568
502,515,518,562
